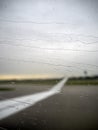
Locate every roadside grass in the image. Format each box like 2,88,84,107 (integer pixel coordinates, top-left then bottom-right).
0,87,15,91
0,78,98,88
0,79,61,86
66,79,98,85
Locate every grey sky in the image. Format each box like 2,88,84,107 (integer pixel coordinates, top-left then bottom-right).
0,0,98,77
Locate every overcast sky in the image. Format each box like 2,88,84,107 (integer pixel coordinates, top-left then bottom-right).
0,0,98,78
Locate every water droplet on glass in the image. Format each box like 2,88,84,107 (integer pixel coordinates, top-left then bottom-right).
44,109,47,113
80,95,83,98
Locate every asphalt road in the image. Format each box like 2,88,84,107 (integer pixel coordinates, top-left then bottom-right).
0,84,98,130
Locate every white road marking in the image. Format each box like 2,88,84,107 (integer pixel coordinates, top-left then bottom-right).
0,78,67,120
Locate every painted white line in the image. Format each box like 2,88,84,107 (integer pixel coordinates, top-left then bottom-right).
0,78,67,120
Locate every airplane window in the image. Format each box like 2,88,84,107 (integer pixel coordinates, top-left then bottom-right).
0,0,98,130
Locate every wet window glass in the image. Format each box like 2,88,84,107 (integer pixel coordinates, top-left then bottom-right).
0,0,98,130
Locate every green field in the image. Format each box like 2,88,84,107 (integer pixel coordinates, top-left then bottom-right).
0,77,98,89
0,79,61,85
66,79,98,85
0,87,15,91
